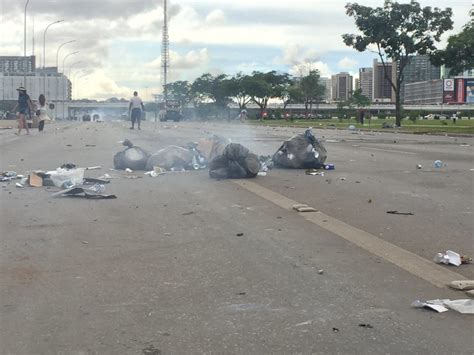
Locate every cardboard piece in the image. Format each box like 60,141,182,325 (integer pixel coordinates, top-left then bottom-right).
29,172,43,187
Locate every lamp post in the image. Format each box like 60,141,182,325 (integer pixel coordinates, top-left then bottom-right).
42,20,63,96
76,72,90,100
56,40,75,71
43,20,63,69
62,51,79,74
68,62,83,100
71,68,86,99
23,0,30,87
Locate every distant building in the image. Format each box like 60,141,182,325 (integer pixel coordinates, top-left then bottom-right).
359,67,373,100
372,59,396,102
319,77,332,102
0,55,36,74
354,78,360,90
401,55,440,102
331,72,353,101
403,80,443,105
0,72,71,101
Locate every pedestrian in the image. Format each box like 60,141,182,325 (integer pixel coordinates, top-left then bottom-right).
128,91,145,130
36,94,51,132
11,86,33,135
452,112,457,124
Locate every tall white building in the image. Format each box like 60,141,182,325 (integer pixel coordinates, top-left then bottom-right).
331,72,353,101
359,67,373,100
319,77,332,102
0,73,71,101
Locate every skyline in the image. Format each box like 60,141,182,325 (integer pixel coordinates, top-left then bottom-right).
0,0,472,100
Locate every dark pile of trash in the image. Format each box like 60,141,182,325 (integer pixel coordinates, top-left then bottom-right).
209,143,260,179
273,129,327,169
113,139,150,171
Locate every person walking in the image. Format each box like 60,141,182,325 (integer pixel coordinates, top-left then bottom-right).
11,87,34,135
128,91,145,130
36,94,51,132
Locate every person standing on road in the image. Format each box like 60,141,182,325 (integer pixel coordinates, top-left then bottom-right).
129,91,145,130
11,87,33,135
36,94,51,132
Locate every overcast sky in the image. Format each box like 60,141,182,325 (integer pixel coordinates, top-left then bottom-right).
0,0,472,100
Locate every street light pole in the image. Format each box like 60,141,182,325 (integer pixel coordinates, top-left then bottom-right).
42,20,63,96
67,62,83,100
23,0,30,87
43,20,63,69
56,40,75,71
62,51,79,74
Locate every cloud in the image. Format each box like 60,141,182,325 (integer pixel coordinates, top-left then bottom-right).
275,44,320,66
205,9,226,24
146,48,210,70
338,56,358,69
289,61,332,77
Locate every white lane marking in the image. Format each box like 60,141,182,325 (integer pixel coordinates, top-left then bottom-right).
232,180,466,288
360,147,418,155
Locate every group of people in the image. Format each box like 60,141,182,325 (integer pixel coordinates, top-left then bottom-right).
13,86,51,136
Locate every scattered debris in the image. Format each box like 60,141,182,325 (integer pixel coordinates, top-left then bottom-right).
305,169,324,176
295,320,313,327
47,167,85,188
125,168,133,173
292,204,318,213
209,143,260,179
29,172,43,187
236,232,244,237
146,145,205,171
182,211,194,216
367,199,372,203
85,144,96,147
318,269,324,274
86,166,101,170
416,164,422,169
433,250,471,266
386,210,414,216
358,323,373,328
434,160,443,168
449,280,474,291
15,182,24,188
411,299,449,313
339,177,346,181
52,186,116,199
82,241,89,244
1,171,18,182
197,135,231,161
382,122,396,129
348,125,356,130
332,327,339,333
273,129,327,169
257,172,267,177
324,163,335,170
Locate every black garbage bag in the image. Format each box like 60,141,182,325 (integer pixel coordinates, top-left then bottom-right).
209,143,260,179
273,129,327,169
113,139,150,170
146,145,196,171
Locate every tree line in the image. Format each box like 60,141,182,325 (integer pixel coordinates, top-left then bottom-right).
163,69,327,118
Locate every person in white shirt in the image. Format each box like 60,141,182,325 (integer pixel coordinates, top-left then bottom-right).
129,91,145,130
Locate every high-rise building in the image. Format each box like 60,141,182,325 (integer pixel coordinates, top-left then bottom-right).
404,80,443,105
359,67,373,100
331,72,353,101
0,55,36,74
319,77,332,102
354,78,360,90
372,59,396,102
402,55,440,84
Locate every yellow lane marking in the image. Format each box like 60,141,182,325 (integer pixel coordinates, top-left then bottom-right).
232,179,466,288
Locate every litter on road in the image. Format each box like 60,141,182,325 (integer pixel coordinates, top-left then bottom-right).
292,204,318,213
412,299,474,314
449,280,474,291
273,129,327,169
209,143,260,179
52,186,117,199
386,210,414,216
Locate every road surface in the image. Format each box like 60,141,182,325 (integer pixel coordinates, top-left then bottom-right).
1,120,473,354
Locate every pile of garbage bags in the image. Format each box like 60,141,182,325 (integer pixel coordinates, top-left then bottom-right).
273,129,327,169
209,143,260,179
113,139,208,172
113,139,150,171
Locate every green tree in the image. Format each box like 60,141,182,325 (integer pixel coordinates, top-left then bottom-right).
226,73,253,109
350,88,371,108
164,81,192,107
247,71,290,117
300,70,325,116
191,73,233,112
281,82,304,110
343,0,453,127
431,13,474,75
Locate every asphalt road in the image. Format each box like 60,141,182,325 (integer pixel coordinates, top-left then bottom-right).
1,120,473,354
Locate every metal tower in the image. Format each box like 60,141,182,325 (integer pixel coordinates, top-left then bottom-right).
161,0,169,101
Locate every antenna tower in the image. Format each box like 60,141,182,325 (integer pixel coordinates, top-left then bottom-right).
161,0,169,100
